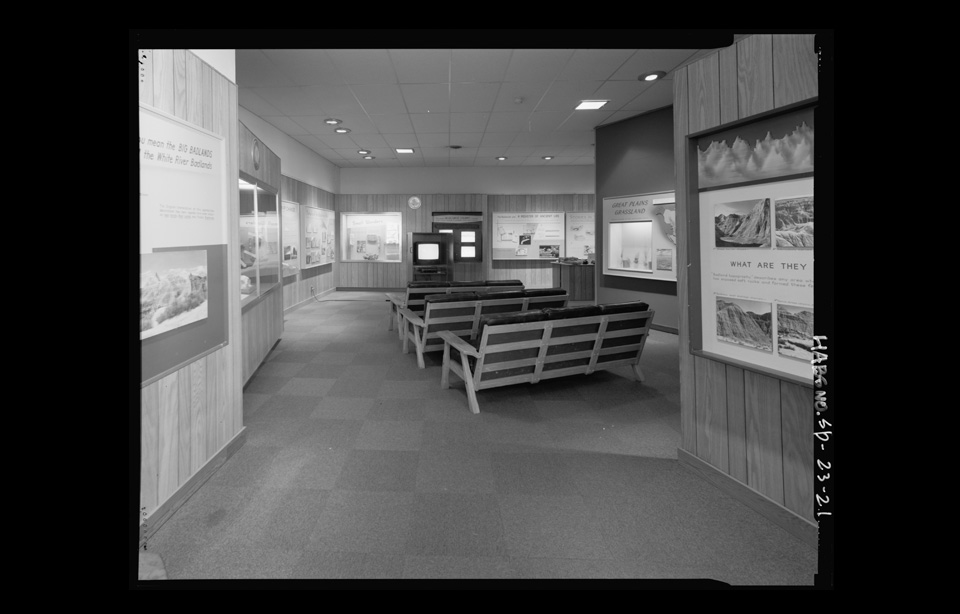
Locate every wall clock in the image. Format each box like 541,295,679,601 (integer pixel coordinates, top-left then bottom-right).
408,196,421,209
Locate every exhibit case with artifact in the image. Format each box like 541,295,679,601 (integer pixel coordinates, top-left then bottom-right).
239,176,280,306
340,212,402,263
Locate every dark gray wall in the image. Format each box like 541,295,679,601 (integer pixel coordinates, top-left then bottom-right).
595,105,679,332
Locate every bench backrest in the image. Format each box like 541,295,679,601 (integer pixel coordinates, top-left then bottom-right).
472,301,653,384
404,280,523,315
419,288,568,349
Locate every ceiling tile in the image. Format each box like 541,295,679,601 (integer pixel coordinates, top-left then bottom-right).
450,147,479,157
236,50,297,87
261,49,342,85
526,111,571,132
400,84,450,113
509,132,547,147
505,146,536,157
399,156,426,167
419,147,450,158
316,133,360,149
422,158,450,167
303,85,365,116
389,49,452,84
450,113,489,133
449,133,483,148
480,133,516,147
350,83,408,114
451,49,512,83
486,112,531,133
608,49,700,80
383,134,420,148
556,49,635,81
450,82,500,113
449,157,476,167
239,88,283,117
410,113,450,133
415,133,450,148
293,116,347,134
473,157,500,166
543,131,595,146
555,110,612,131
369,114,414,133
325,49,397,84
478,146,510,157
619,79,674,112
349,135,390,150
536,80,606,112
590,80,655,111
376,158,404,166
323,113,379,135
292,134,336,154
492,81,552,112
503,49,574,82
255,87,326,116
264,115,310,135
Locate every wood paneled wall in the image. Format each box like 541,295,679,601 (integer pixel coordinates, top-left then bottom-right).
487,194,595,289
238,123,284,384
335,194,487,288
674,34,818,527
281,176,338,310
139,50,243,516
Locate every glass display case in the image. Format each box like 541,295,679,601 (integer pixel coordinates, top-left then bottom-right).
239,176,280,306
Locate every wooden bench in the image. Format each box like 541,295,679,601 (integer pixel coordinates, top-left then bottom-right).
385,280,524,339
437,301,654,414
398,289,568,368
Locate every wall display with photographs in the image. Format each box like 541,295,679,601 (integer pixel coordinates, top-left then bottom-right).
602,191,676,281
565,212,595,261
492,211,565,260
281,201,300,277
696,105,815,381
239,179,280,305
139,103,228,385
698,178,814,380
341,212,402,262
302,205,335,268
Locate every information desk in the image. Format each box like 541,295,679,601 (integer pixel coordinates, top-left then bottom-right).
551,262,595,301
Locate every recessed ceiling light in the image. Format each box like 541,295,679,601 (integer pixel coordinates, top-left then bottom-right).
542,156,554,160
324,119,342,125
639,71,667,82
357,149,371,155
496,156,507,161
363,156,375,160
396,148,415,154
335,128,350,134
575,100,609,110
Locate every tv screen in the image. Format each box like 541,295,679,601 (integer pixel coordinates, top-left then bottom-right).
461,245,476,258
415,242,445,264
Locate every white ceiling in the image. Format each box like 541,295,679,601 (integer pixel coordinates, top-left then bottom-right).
236,48,707,169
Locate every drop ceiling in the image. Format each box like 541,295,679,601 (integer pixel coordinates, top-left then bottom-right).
236,48,709,169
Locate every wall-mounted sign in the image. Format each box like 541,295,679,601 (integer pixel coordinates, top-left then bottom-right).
601,191,676,281
301,205,335,268
492,211,565,260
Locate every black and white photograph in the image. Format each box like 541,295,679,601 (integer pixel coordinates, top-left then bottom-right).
657,248,673,271
775,196,814,248
538,244,559,258
519,234,532,245
777,303,814,361
140,250,208,340
716,296,773,352
714,199,771,248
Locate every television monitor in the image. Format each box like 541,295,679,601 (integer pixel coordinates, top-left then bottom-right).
414,242,445,264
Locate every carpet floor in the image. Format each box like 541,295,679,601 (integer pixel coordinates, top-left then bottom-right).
144,292,819,585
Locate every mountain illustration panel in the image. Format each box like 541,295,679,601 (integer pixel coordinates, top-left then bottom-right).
777,303,814,361
716,297,773,352
715,198,771,248
140,250,209,341
774,196,814,248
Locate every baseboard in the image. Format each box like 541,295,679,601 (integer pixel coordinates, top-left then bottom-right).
677,448,818,550
651,323,679,335
336,287,404,292
284,287,336,314
140,427,247,547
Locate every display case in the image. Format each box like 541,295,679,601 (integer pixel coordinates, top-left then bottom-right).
239,176,280,306
340,212,402,263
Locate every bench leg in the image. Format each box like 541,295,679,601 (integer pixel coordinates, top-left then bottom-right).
396,311,404,340
440,343,450,389
461,354,480,414
402,321,410,354
632,363,645,382
387,306,394,331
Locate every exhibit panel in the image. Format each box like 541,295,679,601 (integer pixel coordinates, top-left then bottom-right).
340,212,403,263
280,175,338,310
281,200,300,278
565,211,596,261
492,211,565,260
602,191,676,281
238,178,280,305
301,205,336,268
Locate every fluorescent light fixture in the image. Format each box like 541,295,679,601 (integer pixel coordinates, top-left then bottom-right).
396,148,415,154
335,128,351,133
357,149,370,155
639,71,667,82
324,118,342,125
575,100,608,110
438,229,454,234
496,156,507,161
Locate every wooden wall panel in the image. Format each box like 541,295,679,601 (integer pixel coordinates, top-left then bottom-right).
773,34,818,108
673,70,697,454
719,45,739,125
140,49,243,518
725,365,747,483
687,52,721,134
695,356,728,472
781,381,814,521
281,175,339,311
745,370,784,504
242,288,284,384
737,35,774,118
